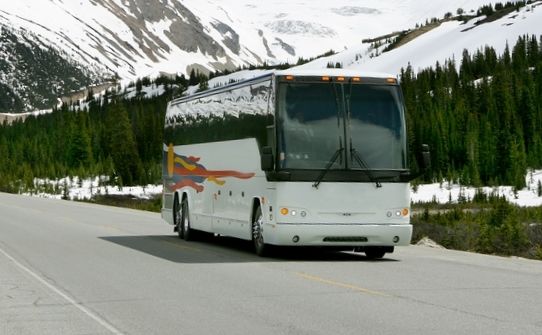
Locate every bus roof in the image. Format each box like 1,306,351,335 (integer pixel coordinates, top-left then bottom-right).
168,68,398,107
275,68,396,79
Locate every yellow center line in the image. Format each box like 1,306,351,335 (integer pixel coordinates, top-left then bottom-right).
296,272,391,297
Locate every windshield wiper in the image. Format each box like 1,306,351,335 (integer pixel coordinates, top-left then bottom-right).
350,148,382,188
312,147,344,189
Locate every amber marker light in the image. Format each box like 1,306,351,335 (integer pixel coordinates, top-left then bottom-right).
402,208,410,217
321,76,331,81
336,76,346,82
352,77,361,82
387,77,397,84
280,208,289,215
285,75,295,81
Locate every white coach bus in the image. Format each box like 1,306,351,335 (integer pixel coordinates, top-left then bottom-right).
161,69,429,258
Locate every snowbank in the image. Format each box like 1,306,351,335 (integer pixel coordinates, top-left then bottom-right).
411,170,542,207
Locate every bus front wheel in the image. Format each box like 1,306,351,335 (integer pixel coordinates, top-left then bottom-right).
252,206,268,256
364,247,386,260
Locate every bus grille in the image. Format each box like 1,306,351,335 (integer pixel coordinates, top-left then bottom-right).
323,236,368,242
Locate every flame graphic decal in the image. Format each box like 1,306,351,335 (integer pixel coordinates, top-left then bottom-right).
164,144,255,193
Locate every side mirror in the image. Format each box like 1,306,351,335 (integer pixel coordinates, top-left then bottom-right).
401,144,432,182
421,144,431,170
261,146,274,171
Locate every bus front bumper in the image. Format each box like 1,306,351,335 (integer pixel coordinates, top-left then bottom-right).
263,223,412,247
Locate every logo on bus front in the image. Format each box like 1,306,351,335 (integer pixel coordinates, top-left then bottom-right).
164,143,255,193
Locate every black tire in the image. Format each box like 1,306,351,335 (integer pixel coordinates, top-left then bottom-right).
181,197,193,241
173,196,183,239
364,247,386,260
252,206,268,256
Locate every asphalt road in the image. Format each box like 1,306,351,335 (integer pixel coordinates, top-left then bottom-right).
1,192,542,335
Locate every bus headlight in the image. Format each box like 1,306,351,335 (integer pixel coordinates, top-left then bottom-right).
279,207,308,217
387,208,410,218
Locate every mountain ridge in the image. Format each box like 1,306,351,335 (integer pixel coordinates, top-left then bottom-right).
0,24,103,113
1,0,499,78
0,0,516,112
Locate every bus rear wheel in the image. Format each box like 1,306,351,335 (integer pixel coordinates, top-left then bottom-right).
174,196,183,239
252,206,268,256
180,197,193,241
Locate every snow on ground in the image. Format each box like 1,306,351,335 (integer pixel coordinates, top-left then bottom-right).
26,176,162,201
23,170,542,208
122,83,167,100
69,82,167,112
412,170,542,207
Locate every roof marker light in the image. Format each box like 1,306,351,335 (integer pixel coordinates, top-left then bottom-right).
337,76,346,82
285,75,295,81
387,78,397,84
322,76,331,81
352,77,361,82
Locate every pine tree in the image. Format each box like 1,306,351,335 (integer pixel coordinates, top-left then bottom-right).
66,113,93,169
106,102,143,186
189,69,198,86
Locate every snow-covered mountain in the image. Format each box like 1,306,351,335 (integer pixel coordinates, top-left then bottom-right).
3,0,539,113
0,26,103,112
298,1,542,74
0,0,500,80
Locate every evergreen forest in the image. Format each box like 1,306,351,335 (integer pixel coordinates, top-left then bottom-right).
1,35,542,196
403,34,542,189
0,81,174,192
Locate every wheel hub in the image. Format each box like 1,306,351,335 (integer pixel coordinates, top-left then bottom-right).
252,215,263,244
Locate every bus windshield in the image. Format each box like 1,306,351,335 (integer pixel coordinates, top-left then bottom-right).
277,81,407,171
277,83,343,170
348,84,406,170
